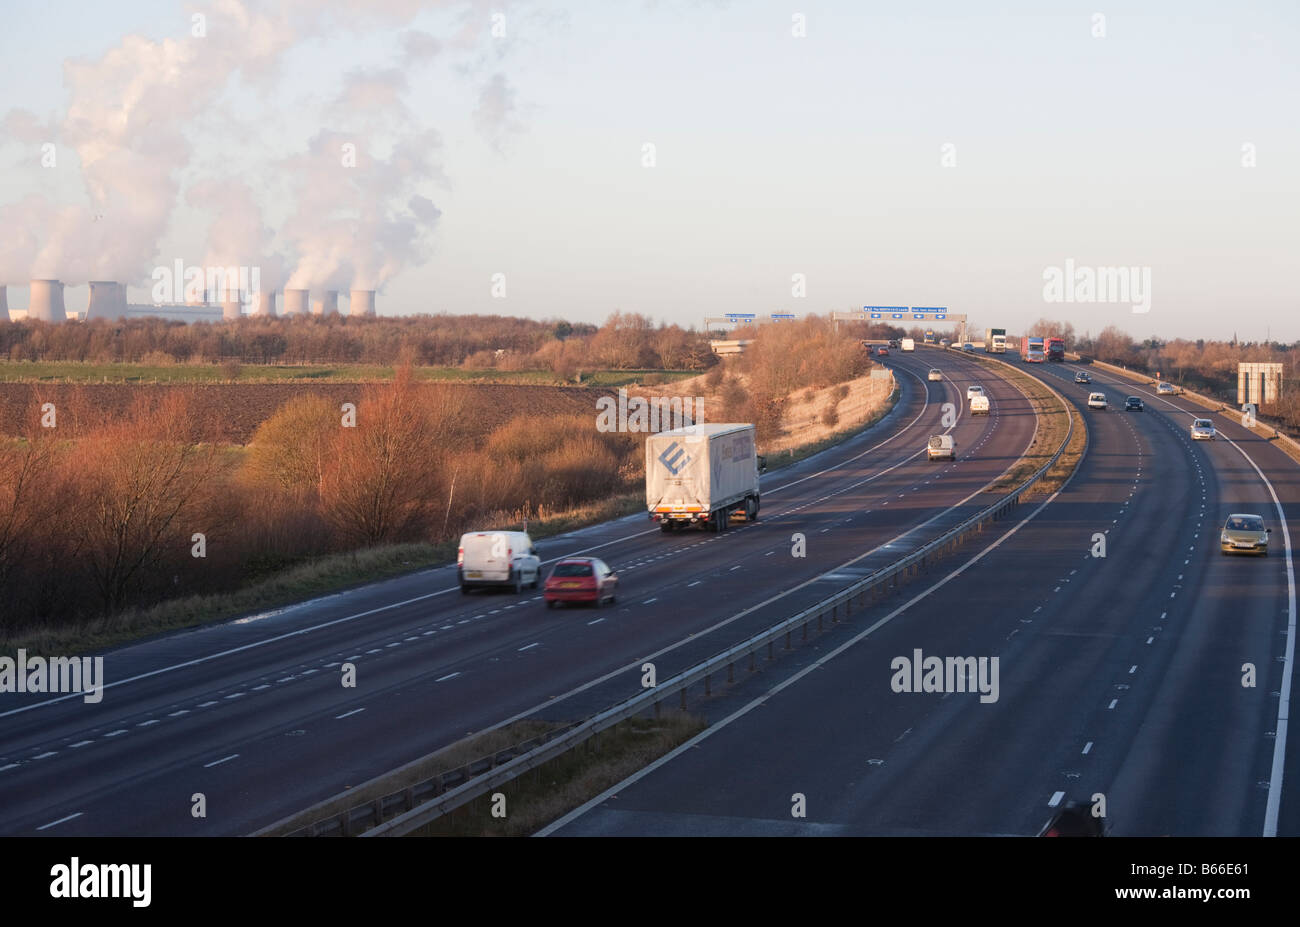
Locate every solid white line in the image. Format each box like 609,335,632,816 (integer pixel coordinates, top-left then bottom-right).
1082,742,1093,754
36,812,83,831
1048,791,1065,808
335,708,365,719
518,642,540,652
436,672,460,682
203,754,239,768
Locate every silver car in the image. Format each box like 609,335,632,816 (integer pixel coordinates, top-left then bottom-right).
1221,514,1269,556
1190,418,1216,441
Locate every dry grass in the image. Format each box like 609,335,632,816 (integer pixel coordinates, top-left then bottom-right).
411,714,707,837
982,361,1076,495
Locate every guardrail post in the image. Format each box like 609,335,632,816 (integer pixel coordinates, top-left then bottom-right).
680,688,687,711
785,630,792,650
802,620,809,641
654,699,661,719
373,798,384,825
728,661,735,684
404,787,415,812
767,641,774,661
340,810,351,837
749,651,756,672
705,673,711,696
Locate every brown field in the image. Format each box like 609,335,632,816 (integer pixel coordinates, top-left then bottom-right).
0,381,612,444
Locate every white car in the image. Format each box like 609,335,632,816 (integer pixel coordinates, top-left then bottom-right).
927,434,955,460
1087,392,1108,410
970,394,990,415
1156,382,1178,395
458,530,542,593
928,369,943,382
966,385,985,400
1190,418,1216,440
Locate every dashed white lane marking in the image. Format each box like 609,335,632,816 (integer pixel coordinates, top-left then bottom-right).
587,618,605,625
69,740,93,748
252,684,270,691
1082,742,1093,754
643,598,658,605
335,708,365,719
1048,791,1065,807
687,581,702,587
729,565,742,571
436,672,460,682
33,751,56,759
224,692,245,700
1129,665,1138,674
203,754,239,768
137,719,159,727
387,641,403,646
199,700,219,707
1108,699,1118,710
168,709,189,717
518,642,541,652
1146,637,1154,644
104,729,128,737
365,649,381,655
36,812,83,831
422,631,436,636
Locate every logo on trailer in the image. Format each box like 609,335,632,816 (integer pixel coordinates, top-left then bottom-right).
658,441,691,475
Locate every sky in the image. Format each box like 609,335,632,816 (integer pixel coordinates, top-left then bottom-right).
0,0,1297,342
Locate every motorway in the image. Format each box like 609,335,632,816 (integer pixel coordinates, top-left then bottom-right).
0,348,1039,836
545,349,1298,837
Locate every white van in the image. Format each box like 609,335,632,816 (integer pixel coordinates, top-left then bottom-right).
458,530,542,593
970,394,990,415
927,434,955,460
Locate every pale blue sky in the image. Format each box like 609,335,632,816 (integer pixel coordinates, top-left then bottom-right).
1,0,1297,340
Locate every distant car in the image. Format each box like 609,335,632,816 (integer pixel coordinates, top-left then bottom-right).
927,434,955,461
544,557,618,607
877,346,889,356
458,530,541,593
940,339,951,348
928,368,943,382
1087,392,1108,410
970,394,990,415
1221,514,1269,556
1156,382,1178,395
962,343,975,352
966,385,985,399
1124,396,1144,411
889,339,901,348
1190,418,1216,440
1074,371,1091,384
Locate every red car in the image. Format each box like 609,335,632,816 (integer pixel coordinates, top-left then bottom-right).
877,346,889,356
544,557,618,608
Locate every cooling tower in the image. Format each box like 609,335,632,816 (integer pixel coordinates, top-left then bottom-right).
28,279,66,322
221,292,243,321
349,290,376,316
310,290,339,316
0,286,8,317
85,281,128,320
282,289,309,315
249,290,277,317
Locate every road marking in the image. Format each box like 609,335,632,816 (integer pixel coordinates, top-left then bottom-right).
518,642,541,652
252,684,270,691
643,598,658,605
36,812,83,831
1108,699,1118,710
335,708,366,719
1082,742,1093,755
729,565,742,571
587,618,605,625
386,641,403,646
224,692,245,699
436,672,460,682
1146,637,1154,645
168,710,189,717
203,754,239,768
69,740,93,748
1129,665,1137,674
0,763,18,771
104,729,128,737
137,719,159,727
199,700,220,707
1048,791,1065,807
33,751,56,759
687,581,701,587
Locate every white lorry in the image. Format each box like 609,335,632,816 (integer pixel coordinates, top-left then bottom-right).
900,338,916,352
646,423,763,532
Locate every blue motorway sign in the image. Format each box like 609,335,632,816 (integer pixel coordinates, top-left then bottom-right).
725,313,757,319
770,313,795,319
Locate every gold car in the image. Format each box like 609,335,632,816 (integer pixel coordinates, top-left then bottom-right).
1221,514,1270,556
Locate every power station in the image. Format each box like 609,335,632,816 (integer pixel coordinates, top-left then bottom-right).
4,280,378,322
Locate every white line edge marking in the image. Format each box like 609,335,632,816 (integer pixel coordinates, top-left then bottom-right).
36,812,83,831
203,754,239,768
335,708,365,719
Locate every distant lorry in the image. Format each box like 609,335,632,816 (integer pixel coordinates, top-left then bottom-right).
984,328,1007,354
1046,337,1065,361
647,423,763,532
900,338,916,352
1023,336,1045,362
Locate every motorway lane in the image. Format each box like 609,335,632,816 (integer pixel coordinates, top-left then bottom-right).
0,350,1037,835
547,350,1295,837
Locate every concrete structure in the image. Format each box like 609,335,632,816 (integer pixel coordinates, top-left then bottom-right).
85,281,128,320
27,279,67,322
0,286,8,318
221,291,243,321
283,289,309,316
349,289,376,317
310,290,339,316
249,290,277,317
1239,362,1284,406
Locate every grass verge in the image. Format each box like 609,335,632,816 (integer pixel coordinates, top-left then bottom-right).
974,355,1078,495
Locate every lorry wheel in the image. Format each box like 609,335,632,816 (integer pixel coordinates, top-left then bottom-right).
460,584,470,595
718,510,729,532
660,521,674,533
